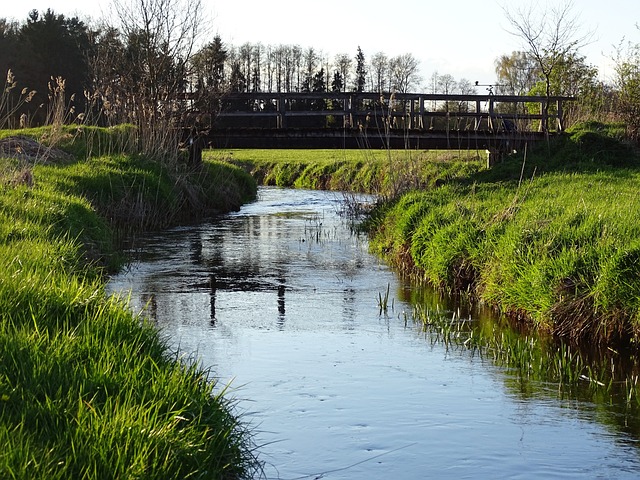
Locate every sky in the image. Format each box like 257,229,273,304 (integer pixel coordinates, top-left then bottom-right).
3,0,638,87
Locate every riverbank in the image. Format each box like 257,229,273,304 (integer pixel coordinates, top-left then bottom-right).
0,126,260,478
365,122,640,346
206,148,485,196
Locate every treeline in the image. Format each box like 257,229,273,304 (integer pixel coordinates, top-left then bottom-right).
194,40,424,95
1,2,640,142
0,8,427,129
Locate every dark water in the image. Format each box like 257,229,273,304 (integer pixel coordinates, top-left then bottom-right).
108,187,640,479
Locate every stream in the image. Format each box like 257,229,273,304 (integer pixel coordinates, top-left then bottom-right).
107,187,640,479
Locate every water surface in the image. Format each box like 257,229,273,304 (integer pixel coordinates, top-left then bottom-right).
108,187,640,479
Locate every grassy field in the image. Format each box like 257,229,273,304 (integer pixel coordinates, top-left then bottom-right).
0,127,259,478
205,148,486,196
365,122,640,346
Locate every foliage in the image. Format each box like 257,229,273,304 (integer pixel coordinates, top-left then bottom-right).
613,34,640,142
502,1,593,131
495,51,541,96
0,10,90,128
354,46,367,93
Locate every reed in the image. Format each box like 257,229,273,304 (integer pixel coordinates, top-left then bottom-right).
378,283,391,315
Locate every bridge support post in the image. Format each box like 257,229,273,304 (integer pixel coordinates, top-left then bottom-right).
488,97,495,132
485,148,501,168
277,94,286,128
556,99,564,132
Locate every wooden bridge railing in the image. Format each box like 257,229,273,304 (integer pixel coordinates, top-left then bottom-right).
202,92,574,134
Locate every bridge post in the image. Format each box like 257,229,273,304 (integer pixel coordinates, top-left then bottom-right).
556,99,564,132
343,96,352,127
488,97,495,132
277,94,286,128
539,101,548,133
419,96,425,129
409,98,415,129
475,100,482,130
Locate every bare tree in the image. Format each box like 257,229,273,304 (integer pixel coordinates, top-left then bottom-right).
502,0,592,130
302,47,319,92
99,0,208,161
334,53,352,92
389,53,421,93
369,51,389,92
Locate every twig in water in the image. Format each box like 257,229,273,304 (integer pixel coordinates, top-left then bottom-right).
282,442,418,480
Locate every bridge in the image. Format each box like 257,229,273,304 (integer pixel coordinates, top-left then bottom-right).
182,91,574,164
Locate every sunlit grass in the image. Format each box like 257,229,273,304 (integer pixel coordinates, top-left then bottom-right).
368,122,640,346
0,127,260,478
205,148,486,196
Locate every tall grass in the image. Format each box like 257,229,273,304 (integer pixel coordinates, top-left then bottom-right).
0,127,260,478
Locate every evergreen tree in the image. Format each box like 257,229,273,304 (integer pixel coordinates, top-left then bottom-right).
354,46,366,92
14,9,92,124
331,70,343,93
311,67,326,111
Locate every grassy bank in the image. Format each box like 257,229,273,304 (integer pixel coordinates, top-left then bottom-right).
0,127,259,478
366,122,640,346
205,148,485,196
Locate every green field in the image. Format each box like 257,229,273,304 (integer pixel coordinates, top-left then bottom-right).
205,148,486,196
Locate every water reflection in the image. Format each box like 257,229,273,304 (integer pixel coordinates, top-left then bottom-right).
108,187,640,479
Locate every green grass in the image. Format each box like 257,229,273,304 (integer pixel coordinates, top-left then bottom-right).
368,121,640,346
205,148,485,196
0,127,260,478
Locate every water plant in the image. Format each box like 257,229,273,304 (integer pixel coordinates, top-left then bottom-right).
407,298,640,438
378,282,392,315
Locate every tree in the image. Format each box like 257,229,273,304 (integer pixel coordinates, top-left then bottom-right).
353,46,366,92
191,35,228,92
494,51,540,95
389,53,421,93
301,47,319,93
502,0,592,131
6,9,93,125
614,34,640,141
369,51,389,92
334,53,351,92
109,0,206,124
229,61,246,93
331,70,343,93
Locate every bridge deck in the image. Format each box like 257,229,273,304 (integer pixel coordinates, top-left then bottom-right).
206,127,546,150
183,91,572,152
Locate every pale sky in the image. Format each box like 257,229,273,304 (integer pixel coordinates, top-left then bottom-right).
2,0,637,86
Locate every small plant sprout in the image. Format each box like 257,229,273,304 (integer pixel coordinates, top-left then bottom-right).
377,282,391,315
